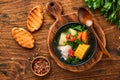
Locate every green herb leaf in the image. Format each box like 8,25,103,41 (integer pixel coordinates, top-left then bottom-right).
93,0,102,9
85,0,94,8
117,20,120,28
85,0,120,28
71,57,80,64
66,56,80,64
72,25,85,32
66,39,83,50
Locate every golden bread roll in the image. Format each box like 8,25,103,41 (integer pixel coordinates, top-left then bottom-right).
12,27,35,48
27,6,43,32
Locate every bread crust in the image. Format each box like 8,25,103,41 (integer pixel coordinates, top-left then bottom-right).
27,6,43,32
12,27,35,48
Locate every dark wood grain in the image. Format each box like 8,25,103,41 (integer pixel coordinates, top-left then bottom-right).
0,0,120,80
47,0,105,72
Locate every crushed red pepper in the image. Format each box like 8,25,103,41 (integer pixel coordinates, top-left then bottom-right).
32,58,50,75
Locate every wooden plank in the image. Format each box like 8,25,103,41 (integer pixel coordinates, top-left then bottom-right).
0,0,120,80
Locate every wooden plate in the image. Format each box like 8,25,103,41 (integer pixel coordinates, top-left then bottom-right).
47,0,106,72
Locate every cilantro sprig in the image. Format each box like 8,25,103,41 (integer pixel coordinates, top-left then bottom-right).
85,0,120,28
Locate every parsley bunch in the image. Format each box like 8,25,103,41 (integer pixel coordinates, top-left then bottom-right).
85,0,120,28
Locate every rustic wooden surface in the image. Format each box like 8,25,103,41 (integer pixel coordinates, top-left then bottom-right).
0,0,120,80
47,1,105,72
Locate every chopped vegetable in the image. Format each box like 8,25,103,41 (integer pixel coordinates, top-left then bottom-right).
66,39,83,50
77,31,89,43
81,30,88,43
77,32,82,40
68,28,77,35
72,25,87,31
66,34,75,42
68,49,74,57
58,45,71,60
74,44,90,60
59,33,67,45
71,57,80,64
66,56,80,64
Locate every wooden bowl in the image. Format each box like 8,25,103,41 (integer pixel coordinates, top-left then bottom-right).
51,22,97,66
31,56,50,76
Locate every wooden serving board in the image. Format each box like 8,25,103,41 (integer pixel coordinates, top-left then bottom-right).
47,0,106,72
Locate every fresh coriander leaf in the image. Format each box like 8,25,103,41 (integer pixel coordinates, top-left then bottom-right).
72,25,87,32
72,25,83,31
93,0,101,9
66,57,71,63
109,10,117,24
117,19,120,28
71,57,80,64
85,0,94,8
101,2,112,16
85,0,120,28
101,0,104,6
66,41,73,48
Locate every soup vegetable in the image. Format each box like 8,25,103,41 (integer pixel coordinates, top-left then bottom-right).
58,24,90,64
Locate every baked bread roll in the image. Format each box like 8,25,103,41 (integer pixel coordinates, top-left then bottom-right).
12,27,35,48
27,6,43,32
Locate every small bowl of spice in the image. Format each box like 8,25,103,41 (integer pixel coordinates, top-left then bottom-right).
31,56,50,76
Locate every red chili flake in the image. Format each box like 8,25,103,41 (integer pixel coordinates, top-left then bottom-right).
33,58,50,75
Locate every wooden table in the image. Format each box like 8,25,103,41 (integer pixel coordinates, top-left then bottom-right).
0,0,120,80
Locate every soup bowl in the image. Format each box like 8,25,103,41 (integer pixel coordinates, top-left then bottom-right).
51,22,97,66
